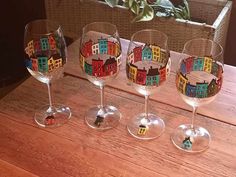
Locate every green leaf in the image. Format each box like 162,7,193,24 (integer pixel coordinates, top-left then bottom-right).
104,0,119,7
183,0,190,20
130,1,140,14
128,0,134,8
131,3,154,22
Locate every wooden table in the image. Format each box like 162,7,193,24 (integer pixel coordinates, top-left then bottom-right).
0,39,235,177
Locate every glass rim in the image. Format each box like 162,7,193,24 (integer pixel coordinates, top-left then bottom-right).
25,19,61,36
131,29,168,44
82,21,118,35
183,38,223,59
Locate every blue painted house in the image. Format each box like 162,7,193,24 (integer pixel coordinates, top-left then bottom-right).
186,82,196,97
146,67,159,86
180,61,187,74
98,38,108,54
196,81,208,98
25,59,32,69
142,45,152,61
193,57,204,71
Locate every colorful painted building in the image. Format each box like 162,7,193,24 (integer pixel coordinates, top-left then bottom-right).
196,81,208,98
138,125,148,135
207,79,218,97
204,57,212,73
98,38,108,54
92,43,99,55
82,40,93,57
34,40,41,54
133,46,142,62
193,57,204,71
136,68,147,85
38,56,48,72
40,37,49,51
54,58,62,69
25,59,32,69
128,52,134,64
85,62,92,75
186,82,196,97
92,59,104,77
159,65,166,84
160,50,167,63
211,61,218,77
115,42,121,57
103,57,117,76
48,35,56,50
180,62,186,75
129,63,138,82
107,41,116,56
185,57,194,73
31,58,38,71
48,57,54,72
142,45,152,61
177,72,188,94
150,45,160,62
146,66,159,86
26,40,34,57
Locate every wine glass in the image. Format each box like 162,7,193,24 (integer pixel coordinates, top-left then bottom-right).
126,29,171,140
24,19,71,127
79,22,122,130
171,38,223,152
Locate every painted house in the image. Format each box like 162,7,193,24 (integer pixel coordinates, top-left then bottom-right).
107,41,116,56
129,63,138,82
186,82,196,97
204,56,212,73
38,56,48,72
136,68,147,85
159,65,166,84
208,79,218,97
82,40,93,57
84,62,92,75
79,54,85,70
150,45,160,62
211,61,218,77
133,46,142,62
103,57,117,76
177,72,188,94
92,59,104,77
48,35,56,50
146,66,159,86
40,37,49,51
26,40,34,57
54,58,62,69
196,81,208,98
193,57,204,71
160,50,167,63
115,43,121,57
98,38,108,54
128,52,134,64
25,59,32,69
92,43,99,55
31,58,38,71
185,57,194,73
180,61,186,75
48,57,54,72
34,40,41,54
142,45,152,61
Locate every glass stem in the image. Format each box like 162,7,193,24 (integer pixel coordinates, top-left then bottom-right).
145,95,149,120
191,106,198,129
47,82,53,113
100,85,104,108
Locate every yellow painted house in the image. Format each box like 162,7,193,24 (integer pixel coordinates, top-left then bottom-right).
178,72,188,94
129,64,137,82
150,45,160,62
204,57,212,73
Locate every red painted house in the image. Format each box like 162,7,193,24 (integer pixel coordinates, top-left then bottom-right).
82,40,93,57
48,35,56,50
103,57,117,76
185,56,194,73
159,65,166,84
107,41,116,56
92,58,104,77
34,40,41,54
133,46,142,63
136,68,147,85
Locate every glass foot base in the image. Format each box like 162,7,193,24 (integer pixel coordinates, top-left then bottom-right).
85,105,121,130
171,124,211,153
127,113,165,140
34,104,71,128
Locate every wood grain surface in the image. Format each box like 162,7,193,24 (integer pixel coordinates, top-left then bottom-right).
0,38,236,177
0,75,235,177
